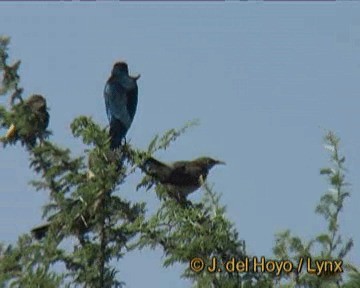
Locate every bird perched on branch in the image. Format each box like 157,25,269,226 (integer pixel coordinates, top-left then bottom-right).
31,198,93,241
104,61,140,150
140,157,225,203
31,213,90,241
30,222,52,240
1,94,49,147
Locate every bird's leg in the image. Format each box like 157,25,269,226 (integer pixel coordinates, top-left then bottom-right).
199,174,205,186
119,145,128,163
182,199,193,208
78,234,86,247
175,192,192,208
105,149,120,166
38,137,44,147
122,136,127,147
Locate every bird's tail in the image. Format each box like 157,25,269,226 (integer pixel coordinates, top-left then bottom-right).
140,157,171,182
109,119,128,150
31,222,51,240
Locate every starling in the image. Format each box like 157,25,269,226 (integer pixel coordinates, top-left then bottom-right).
141,156,225,203
31,198,92,241
30,222,52,240
104,61,140,150
31,214,91,241
2,94,49,147
31,215,91,241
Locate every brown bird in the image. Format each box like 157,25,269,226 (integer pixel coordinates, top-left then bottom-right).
31,215,90,241
30,222,53,240
141,157,225,203
1,94,49,147
31,198,92,241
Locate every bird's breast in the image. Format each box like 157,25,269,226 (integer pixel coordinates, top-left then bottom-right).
119,76,137,90
165,184,199,197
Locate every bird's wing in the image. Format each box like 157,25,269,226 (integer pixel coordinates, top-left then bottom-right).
104,82,112,122
26,95,46,109
126,83,138,121
141,157,172,181
172,161,202,174
104,79,132,128
167,161,203,186
43,110,50,130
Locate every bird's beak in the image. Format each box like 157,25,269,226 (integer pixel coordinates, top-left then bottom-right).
131,74,141,80
215,160,226,165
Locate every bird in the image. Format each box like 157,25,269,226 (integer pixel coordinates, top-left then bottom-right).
104,61,140,150
31,198,93,241
31,214,90,241
1,94,49,147
140,156,225,203
30,222,53,240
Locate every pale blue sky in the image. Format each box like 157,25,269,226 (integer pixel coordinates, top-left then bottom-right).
0,3,359,287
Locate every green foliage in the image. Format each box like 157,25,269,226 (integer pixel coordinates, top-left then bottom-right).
138,181,258,287
272,131,353,288
344,269,360,288
1,39,50,149
135,121,199,193
0,36,22,100
146,119,199,154
0,100,51,149
1,35,358,288
0,236,64,288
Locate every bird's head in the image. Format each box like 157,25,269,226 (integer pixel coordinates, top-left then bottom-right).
27,94,47,112
195,157,225,171
112,61,140,80
112,61,129,75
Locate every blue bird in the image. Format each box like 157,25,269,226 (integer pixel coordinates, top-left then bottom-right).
104,62,140,149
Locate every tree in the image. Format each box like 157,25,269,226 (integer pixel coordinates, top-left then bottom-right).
0,35,358,288
272,132,354,288
0,36,255,287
